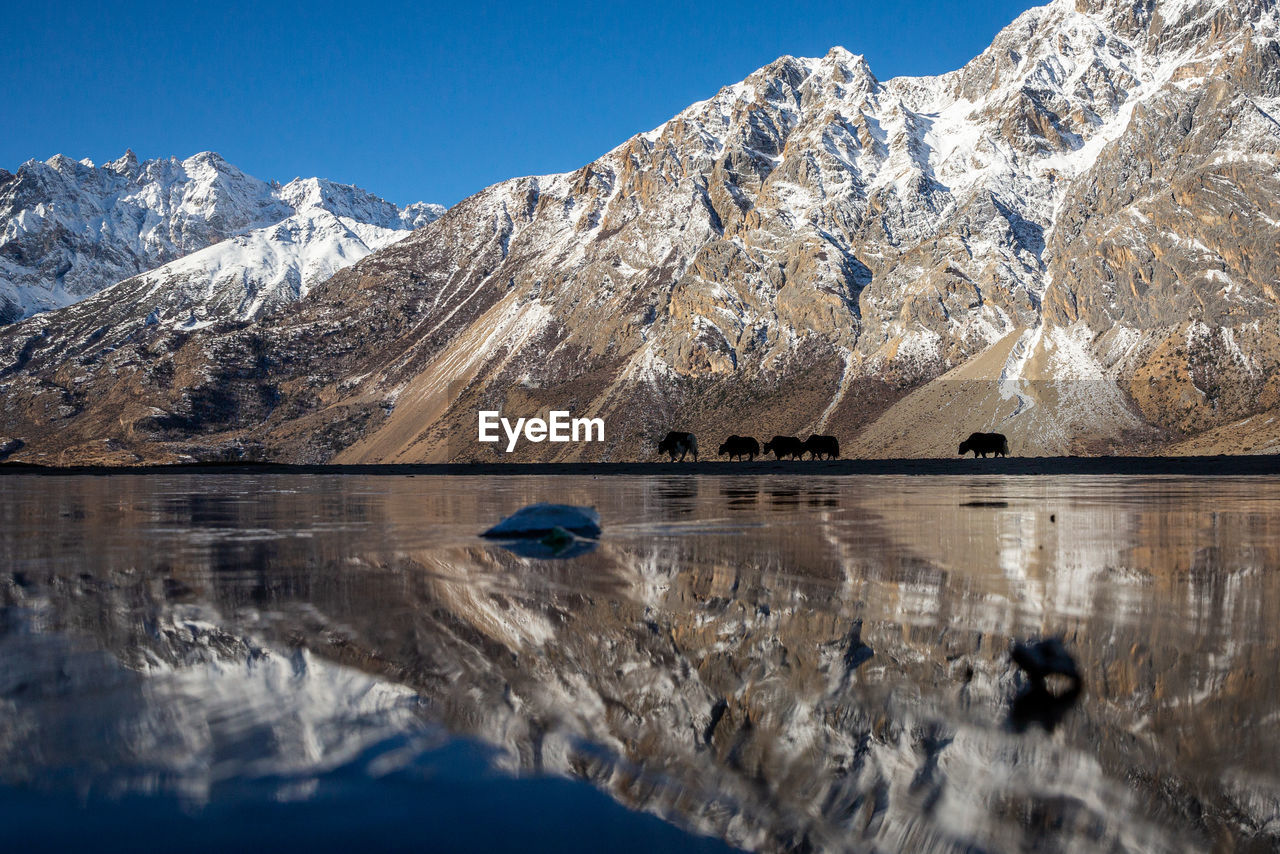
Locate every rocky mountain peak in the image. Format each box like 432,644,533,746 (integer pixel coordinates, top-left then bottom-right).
400,200,449,229
1071,0,1157,27
274,176,440,231
1070,0,1273,52
104,148,140,178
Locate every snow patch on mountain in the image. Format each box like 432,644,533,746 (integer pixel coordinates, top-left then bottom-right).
138,205,429,324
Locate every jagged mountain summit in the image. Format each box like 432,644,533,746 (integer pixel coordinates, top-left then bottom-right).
1,0,1278,464
0,150,443,323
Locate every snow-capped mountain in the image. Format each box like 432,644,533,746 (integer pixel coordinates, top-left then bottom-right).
0,0,1277,464
131,177,446,325
0,150,442,323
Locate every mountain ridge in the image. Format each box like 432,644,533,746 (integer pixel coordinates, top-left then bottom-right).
1,0,1278,464
0,149,443,323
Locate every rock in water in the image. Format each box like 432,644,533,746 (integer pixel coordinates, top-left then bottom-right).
481,504,602,540
1008,636,1084,733
1010,637,1081,687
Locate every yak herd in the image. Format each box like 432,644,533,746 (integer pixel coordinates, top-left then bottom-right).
656,431,838,462
655,430,1011,462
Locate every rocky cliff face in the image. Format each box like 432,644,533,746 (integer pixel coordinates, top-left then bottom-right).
0,0,1277,463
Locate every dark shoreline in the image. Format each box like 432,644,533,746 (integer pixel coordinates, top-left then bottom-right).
2,455,1279,477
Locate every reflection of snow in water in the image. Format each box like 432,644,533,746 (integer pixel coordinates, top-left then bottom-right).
0,604,427,806
1,474,1279,852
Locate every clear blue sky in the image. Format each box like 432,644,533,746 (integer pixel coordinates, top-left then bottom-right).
4,0,1038,207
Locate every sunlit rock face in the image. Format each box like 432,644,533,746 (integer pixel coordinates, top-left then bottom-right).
1,0,1279,463
2,475,1278,851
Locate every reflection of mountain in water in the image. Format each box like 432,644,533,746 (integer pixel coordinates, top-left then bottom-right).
2,475,1279,852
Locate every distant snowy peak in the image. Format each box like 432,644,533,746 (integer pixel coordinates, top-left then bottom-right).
276,177,445,230
400,201,450,229
134,204,428,324
0,150,442,323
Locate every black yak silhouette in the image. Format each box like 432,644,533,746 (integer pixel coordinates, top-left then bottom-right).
958,432,1009,458
803,434,839,460
762,435,805,460
718,435,759,461
657,431,698,462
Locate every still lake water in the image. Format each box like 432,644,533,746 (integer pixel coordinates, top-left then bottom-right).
1,473,1278,853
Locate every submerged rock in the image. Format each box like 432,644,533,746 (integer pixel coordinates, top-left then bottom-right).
497,528,599,560
482,504,602,558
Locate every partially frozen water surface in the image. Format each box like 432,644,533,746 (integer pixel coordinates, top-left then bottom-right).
2,473,1278,852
